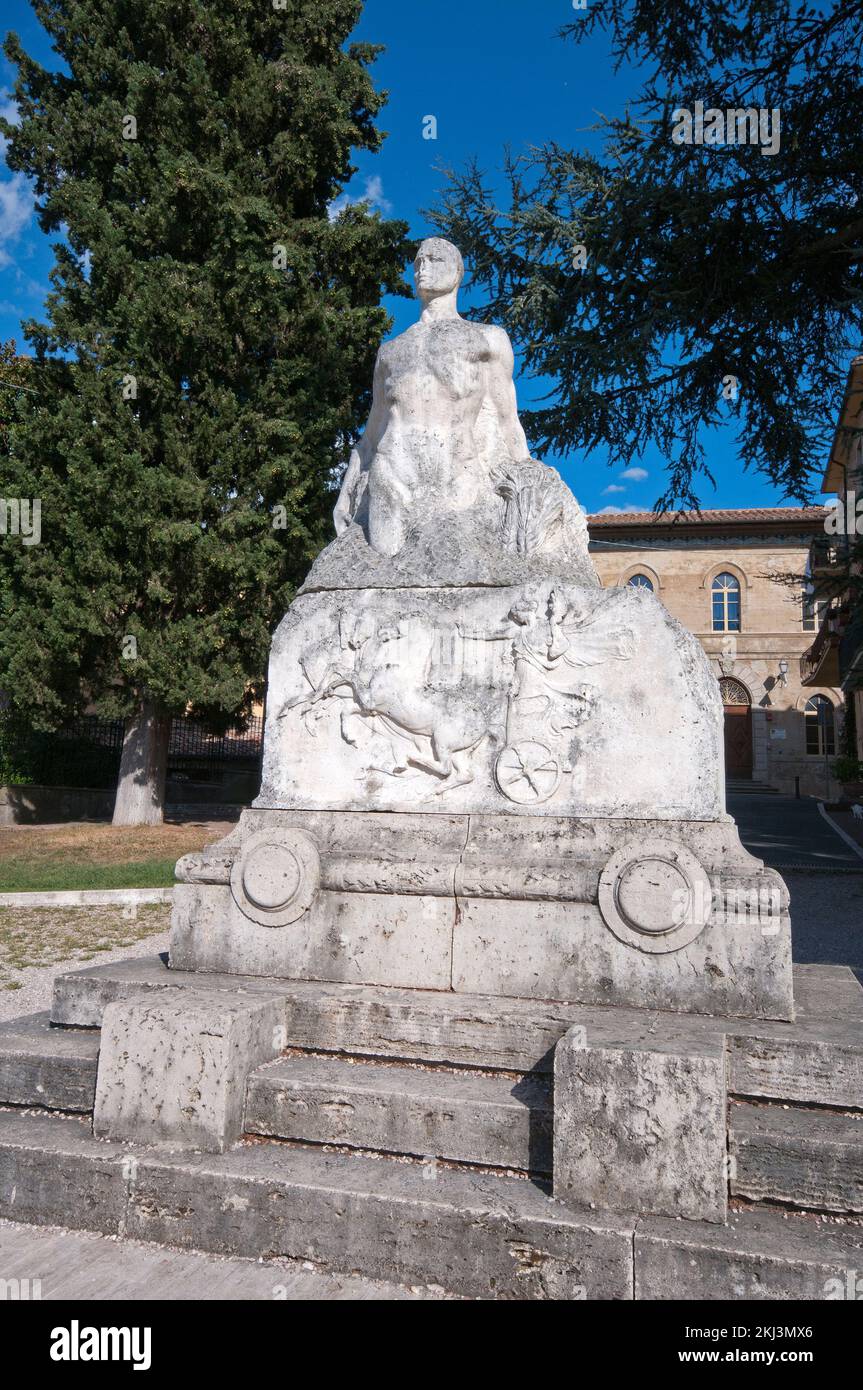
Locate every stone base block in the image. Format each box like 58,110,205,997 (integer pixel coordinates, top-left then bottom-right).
554,1025,728,1223
731,1101,863,1214
50,960,862,1109
0,1012,99,1111
171,880,454,991
93,991,286,1152
171,807,794,1021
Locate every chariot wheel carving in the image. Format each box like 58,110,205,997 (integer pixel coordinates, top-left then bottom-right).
494,741,561,804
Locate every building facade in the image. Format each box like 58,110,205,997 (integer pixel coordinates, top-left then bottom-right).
588,507,842,798
801,354,863,770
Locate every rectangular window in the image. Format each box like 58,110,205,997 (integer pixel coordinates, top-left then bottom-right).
802,594,825,631
712,594,740,631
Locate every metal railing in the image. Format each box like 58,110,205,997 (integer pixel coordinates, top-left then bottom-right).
0,712,263,790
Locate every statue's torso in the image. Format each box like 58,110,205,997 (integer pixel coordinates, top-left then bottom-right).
360,316,506,555
377,318,490,441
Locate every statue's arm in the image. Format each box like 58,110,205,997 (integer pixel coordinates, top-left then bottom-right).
482,325,530,463
334,350,388,535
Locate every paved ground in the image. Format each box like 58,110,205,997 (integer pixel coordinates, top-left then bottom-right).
727,792,863,871
728,791,863,981
0,1219,451,1300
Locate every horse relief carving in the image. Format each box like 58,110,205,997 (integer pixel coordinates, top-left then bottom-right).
278,591,636,805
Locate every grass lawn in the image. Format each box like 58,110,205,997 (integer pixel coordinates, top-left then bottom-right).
0,822,224,893
0,902,171,990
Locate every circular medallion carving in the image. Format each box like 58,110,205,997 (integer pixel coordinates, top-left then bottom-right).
494,741,562,804
230,828,320,927
598,839,711,953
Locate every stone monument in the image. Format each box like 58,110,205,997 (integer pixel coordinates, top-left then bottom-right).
171,235,792,1023
2,240,860,1301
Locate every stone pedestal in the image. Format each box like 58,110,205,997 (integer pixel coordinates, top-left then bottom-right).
172,809,792,1020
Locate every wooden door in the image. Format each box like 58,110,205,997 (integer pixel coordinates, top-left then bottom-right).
724,706,753,778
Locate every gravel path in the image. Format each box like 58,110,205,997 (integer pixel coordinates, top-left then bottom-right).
0,926,169,1023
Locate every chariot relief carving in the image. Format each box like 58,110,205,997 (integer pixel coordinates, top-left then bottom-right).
278,591,635,805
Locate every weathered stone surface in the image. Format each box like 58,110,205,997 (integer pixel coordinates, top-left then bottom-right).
453,889,792,1020
303,502,597,593
51,955,289,1028
50,960,862,1099
0,1109,633,1300
635,1207,863,1300
0,1111,127,1234
125,1140,632,1300
727,1030,863,1110
245,1054,553,1172
172,808,793,1019
171,881,454,989
0,1012,99,1111
554,1026,727,1223
259,581,723,821
93,991,286,1151
731,1100,863,1213
3,1108,863,1300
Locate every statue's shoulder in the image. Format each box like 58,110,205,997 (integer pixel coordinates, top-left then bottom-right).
476,321,515,365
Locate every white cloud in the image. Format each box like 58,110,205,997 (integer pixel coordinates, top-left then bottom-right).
620,466,648,481
328,174,392,221
0,170,34,268
602,483,626,495
594,504,645,515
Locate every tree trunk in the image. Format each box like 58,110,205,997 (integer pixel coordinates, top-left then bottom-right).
111,700,171,826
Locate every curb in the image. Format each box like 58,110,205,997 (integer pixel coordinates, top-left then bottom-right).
0,888,174,908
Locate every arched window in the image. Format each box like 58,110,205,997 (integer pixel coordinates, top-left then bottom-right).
805,695,835,756
627,573,654,593
719,677,750,706
712,572,741,632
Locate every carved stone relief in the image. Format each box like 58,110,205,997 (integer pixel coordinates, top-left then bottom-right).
277,587,635,806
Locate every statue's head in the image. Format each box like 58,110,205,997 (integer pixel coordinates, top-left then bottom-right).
414,237,464,301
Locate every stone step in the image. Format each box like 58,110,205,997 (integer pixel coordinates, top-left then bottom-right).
245,1054,553,1172
730,1100,863,1214
0,1013,99,1112
725,780,780,795
2,1108,862,1300
635,1207,863,1300
0,1108,629,1300
50,958,863,1109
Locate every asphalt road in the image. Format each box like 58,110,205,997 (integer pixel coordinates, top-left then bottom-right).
727,791,863,978
727,791,862,871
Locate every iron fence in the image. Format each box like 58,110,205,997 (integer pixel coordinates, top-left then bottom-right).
0,711,264,790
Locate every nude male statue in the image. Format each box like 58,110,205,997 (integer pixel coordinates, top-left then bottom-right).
333,237,532,557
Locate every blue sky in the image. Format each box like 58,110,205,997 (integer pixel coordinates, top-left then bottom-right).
0,0,819,514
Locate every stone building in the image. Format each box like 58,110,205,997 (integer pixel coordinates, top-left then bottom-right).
801,354,863,767
588,506,841,797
